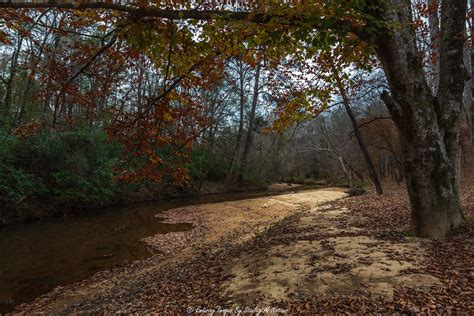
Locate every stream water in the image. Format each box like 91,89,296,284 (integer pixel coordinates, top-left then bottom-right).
0,187,308,312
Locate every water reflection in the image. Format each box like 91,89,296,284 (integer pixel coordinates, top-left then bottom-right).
0,200,193,312
0,186,317,312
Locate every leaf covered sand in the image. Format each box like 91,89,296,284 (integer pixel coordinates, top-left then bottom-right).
15,185,473,314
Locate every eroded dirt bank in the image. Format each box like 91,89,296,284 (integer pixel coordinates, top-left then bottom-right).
14,187,473,314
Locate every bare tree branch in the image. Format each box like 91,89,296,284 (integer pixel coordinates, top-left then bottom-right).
348,116,392,138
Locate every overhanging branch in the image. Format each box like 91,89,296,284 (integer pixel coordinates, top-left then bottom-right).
0,1,364,35
0,2,289,22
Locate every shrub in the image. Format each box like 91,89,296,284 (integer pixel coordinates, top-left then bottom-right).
0,162,41,207
0,127,120,220
187,146,229,181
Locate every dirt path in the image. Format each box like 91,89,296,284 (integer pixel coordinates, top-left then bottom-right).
14,188,448,313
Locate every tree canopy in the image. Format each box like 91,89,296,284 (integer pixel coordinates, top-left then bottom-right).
0,0,470,238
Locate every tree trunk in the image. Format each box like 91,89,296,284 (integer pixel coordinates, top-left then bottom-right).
338,156,353,189
226,60,246,185
17,12,52,126
238,62,261,182
270,133,283,181
342,157,365,182
2,36,23,119
331,63,384,195
374,0,466,238
471,0,474,145
320,120,365,183
396,159,404,185
390,118,463,237
428,0,440,94
461,4,472,150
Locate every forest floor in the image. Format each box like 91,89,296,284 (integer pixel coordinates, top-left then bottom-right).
14,183,474,314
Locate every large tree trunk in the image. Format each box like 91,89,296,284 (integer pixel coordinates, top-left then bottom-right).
471,0,474,145
375,0,466,238
384,99,464,237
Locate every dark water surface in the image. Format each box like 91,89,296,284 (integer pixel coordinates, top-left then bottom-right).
0,187,314,312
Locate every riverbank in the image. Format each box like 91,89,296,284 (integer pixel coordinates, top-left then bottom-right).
0,180,275,226
13,188,346,313
12,186,474,314
0,182,308,312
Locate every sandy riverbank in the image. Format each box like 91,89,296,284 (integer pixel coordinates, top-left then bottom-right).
14,188,344,313
13,187,472,314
